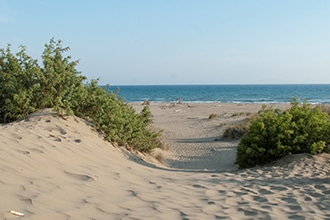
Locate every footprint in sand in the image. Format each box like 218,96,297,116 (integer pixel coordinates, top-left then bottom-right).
58,127,67,135
252,195,268,203
16,149,30,155
215,215,229,219
74,139,82,143
287,204,302,211
218,190,226,195
149,180,162,189
129,189,138,197
281,197,296,203
270,185,288,191
238,201,249,205
314,184,327,191
324,190,330,195
307,191,324,198
258,188,273,195
192,184,206,189
288,214,305,219
237,207,258,217
49,134,62,142
280,196,303,211
30,148,44,153
304,196,313,201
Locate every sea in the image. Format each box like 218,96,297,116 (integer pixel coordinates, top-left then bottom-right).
105,84,330,104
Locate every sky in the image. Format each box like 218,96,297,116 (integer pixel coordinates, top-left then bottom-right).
1,0,330,85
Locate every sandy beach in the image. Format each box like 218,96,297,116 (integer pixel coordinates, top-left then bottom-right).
1,104,330,219
132,102,291,171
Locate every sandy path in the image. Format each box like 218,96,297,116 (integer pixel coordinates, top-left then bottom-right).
132,102,288,171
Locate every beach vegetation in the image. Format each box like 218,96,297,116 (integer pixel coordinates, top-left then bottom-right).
236,97,330,168
0,39,161,152
208,113,219,119
142,99,150,105
223,124,249,140
218,122,226,127
231,112,247,117
223,115,257,140
153,151,165,164
317,104,330,115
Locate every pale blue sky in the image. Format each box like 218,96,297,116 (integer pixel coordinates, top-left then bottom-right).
1,0,330,85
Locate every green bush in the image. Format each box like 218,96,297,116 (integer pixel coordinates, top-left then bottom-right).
236,98,330,168
0,45,40,122
73,81,160,151
0,39,161,152
37,39,86,115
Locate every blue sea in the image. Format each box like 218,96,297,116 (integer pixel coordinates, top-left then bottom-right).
106,84,330,104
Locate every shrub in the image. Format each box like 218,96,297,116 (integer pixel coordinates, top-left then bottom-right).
37,38,86,115
223,115,256,140
223,124,249,140
0,45,40,122
142,99,150,105
236,98,330,168
0,39,162,152
219,122,226,127
317,104,330,115
209,113,218,119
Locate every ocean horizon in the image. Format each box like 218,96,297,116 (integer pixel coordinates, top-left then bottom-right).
104,84,330,104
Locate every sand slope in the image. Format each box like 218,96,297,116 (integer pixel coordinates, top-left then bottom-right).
1,107,330,219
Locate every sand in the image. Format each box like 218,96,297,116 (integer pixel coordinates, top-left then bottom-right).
0,104,329,219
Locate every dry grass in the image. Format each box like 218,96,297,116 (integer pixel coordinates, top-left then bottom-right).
223,114,257,140
208,113,219,119
155,152,165,164
317,104,330,115
223,124,248,139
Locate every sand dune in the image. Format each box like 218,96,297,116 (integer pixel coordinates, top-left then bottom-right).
1,105,330,219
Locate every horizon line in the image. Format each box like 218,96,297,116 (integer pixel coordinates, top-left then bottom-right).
102,83,330,87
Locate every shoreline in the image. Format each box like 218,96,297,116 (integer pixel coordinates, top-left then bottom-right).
115,84,330,104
